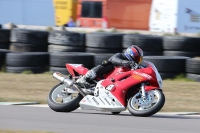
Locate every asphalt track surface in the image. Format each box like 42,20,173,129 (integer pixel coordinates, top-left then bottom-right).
0,105,200,133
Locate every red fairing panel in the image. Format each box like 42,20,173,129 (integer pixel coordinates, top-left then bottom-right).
101,66,159,106
145,86,158,91
66,64,88,77
104,67,131,79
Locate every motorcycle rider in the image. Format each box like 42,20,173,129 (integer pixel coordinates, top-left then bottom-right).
76,45,144,85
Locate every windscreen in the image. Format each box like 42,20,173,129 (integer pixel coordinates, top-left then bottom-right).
81,1,102,18
145,61,163,88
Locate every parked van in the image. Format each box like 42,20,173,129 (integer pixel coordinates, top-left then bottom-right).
76,0,152,30
53,0,78,26
149,0,200,33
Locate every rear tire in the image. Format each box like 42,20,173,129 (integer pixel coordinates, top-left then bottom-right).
47,83,83,112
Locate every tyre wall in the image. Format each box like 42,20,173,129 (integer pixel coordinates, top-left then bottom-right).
0,28,199,81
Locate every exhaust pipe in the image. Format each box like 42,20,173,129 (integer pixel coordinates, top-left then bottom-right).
53,72,74,87
53,72,86,97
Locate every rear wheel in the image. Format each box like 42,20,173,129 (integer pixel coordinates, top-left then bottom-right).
127,89,165,117
47,83,83,112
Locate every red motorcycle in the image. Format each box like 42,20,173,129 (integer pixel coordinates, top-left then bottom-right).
47,61,165,117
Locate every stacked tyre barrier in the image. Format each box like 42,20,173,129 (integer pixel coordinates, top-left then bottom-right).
50,52,94,74
186,58,200,81
143,56,189,79
86,32,123,53
0,49,10,69
163,36,200,57
9,29,49,52
6,52,49,73
0,29,10,69
48,31,85,52
123,34,163,56
1,28,200,83
0,29,10,49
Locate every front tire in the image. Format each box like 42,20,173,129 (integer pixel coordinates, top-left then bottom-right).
127,89,165,117
47,83,83,112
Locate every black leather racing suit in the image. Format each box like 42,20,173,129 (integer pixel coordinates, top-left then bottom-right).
91,53,135,78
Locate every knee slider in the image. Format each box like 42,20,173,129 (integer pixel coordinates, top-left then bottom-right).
101,60,110,66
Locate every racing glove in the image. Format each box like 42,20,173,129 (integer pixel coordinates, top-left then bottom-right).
128,61,139,70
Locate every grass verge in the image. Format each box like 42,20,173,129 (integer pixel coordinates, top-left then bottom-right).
0,73,199,112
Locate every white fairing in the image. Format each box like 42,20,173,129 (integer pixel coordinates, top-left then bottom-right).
79,81,126,112
145,61,163,89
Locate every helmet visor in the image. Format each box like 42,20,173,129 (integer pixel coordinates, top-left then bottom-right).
138,56,143,64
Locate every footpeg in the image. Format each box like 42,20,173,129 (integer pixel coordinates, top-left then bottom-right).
82,88,94,94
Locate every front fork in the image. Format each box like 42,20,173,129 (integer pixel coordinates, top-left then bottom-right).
141,83,146,100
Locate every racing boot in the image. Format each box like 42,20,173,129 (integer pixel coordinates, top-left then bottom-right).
67,70,96,94
76,70,96,84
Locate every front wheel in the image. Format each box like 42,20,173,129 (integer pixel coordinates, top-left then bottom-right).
127,89,165,117
47,83,83,112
